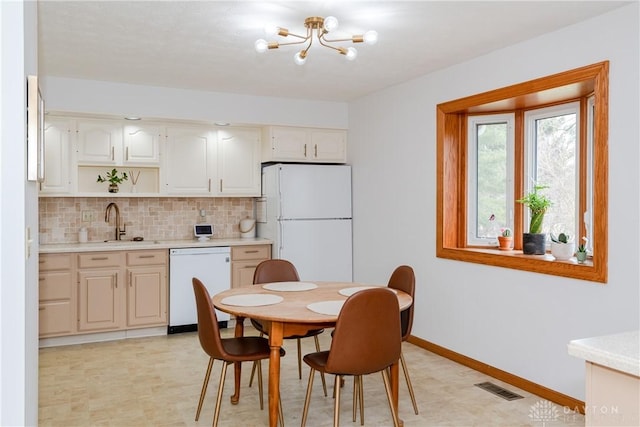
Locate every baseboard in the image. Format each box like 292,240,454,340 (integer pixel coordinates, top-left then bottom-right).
407,335,585,415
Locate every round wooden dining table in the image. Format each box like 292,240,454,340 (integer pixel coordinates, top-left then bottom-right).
212,281,413,427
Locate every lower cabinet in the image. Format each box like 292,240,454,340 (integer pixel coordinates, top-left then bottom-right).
39,250,168,338
39,253,75,337
231,244,271,288
126,250,168,327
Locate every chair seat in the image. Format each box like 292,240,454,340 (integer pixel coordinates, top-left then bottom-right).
221,337,272,361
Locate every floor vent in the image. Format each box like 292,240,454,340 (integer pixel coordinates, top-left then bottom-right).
474,382,524,401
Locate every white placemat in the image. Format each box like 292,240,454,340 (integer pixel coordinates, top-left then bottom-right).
338,286,398,297
262,281,318,292
221,294,283,307
306,300,345,316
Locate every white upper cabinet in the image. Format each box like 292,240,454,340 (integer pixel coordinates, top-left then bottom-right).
309,129,347,162
40,117,74,195
76,119,123,165
164,126,216,195
123,124,162,165
217,127,261,196
262,126,347,163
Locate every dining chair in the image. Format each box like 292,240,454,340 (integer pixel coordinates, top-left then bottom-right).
300,287,401,427
349,265,418,424
388,265,418,414
192,277,284,427
248,259,328,396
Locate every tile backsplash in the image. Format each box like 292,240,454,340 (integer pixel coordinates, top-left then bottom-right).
39,197,255,244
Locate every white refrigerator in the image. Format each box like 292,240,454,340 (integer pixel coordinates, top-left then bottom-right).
257,163,353,282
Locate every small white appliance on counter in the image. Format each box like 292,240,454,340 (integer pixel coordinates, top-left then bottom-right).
257,163,353,281
168,246,230,333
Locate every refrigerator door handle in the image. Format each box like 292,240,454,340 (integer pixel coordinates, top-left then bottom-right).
278,223,284,256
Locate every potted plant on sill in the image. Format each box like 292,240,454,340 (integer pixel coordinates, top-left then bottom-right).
497,228,513,250
97,168,128,193
550,232,575,261
576,237,588,264
517,184,552,255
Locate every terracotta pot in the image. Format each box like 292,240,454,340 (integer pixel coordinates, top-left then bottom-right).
497,236,513,250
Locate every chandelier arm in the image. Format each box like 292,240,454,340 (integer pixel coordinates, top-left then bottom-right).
317,36,345,53
273,37,311,47
321,35,364,44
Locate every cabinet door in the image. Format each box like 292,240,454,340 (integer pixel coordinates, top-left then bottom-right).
127,266,167,327
310,130,347,162
165,127,216,195
217,128,261,196
124,124,162,165
40,118,73,194
269,127,309,161
76,119,123,165
77,269,122,331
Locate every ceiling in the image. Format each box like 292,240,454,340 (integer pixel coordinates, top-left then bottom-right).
38,1,628,102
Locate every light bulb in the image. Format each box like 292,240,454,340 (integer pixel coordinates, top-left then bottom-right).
294,51,307,65
363,30,378,45
345,47,358,61
255,39,268,53
264,23,278,36
324,16,338,32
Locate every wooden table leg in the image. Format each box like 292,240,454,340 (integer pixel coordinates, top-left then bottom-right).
231,316,245,405
268,321,284,427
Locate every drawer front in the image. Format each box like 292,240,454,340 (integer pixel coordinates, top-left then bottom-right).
39,300,74,336
231,245,271,261
39,253,73,271
126,250,167,266
78,252,123,268
39,271,73,300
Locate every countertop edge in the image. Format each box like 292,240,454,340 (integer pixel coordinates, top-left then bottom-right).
39,238,273,253
567,330,640,377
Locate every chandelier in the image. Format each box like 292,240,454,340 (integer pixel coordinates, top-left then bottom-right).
254,16,378,65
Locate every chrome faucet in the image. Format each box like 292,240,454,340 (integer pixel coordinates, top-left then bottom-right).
104,202,126,241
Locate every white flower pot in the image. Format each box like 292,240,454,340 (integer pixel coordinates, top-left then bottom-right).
551,241,575,261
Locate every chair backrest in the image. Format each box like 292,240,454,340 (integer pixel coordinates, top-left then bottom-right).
253,259,300,284
192,277,226,360
326,288,401,376
387,265,415,340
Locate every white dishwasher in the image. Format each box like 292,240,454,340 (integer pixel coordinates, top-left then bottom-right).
169,246,231,334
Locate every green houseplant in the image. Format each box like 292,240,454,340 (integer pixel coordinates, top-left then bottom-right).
550,232,575,261
576,236,588,264
97,168,128,193
517,184,552,254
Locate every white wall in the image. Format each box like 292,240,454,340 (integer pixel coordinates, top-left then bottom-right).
348,3,639,400
42,77,348,129
1,0,39,425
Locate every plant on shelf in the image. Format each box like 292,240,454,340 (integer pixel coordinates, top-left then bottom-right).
497,227,513,250
517,184,552,254
97,168,128,193
550,232,575,261
576,236,588,264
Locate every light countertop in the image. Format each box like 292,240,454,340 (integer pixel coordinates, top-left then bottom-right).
568,330,640,377
39,237,272,253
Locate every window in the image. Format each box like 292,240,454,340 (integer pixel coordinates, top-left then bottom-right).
437,62,608,283
467,114,514,245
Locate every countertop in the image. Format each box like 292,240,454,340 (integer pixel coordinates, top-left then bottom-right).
39,237,273,253
568,330,640,377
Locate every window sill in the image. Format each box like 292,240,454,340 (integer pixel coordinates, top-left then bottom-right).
437,247,603,283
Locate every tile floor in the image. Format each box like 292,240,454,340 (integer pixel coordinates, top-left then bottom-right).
39,327,585,426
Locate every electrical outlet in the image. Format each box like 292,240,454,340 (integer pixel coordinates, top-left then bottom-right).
82,210,94,222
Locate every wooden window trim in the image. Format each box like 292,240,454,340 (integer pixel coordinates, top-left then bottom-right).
436,62,608,283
